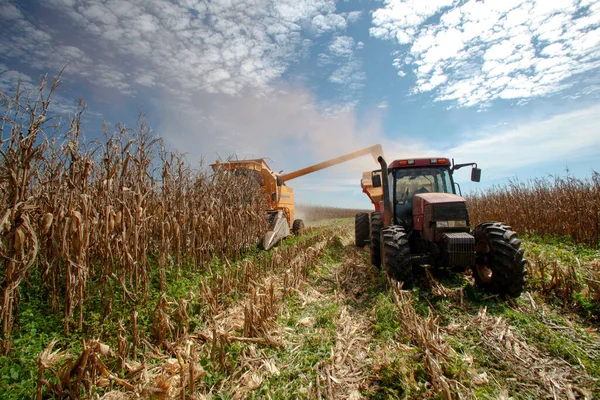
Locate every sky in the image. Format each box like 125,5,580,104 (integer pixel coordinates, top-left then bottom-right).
1,0,599,208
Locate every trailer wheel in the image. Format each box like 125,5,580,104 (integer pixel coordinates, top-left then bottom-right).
382,225,412,287
370,211,382,268
355,213,370,247
292,219,305,235
472,222,527,298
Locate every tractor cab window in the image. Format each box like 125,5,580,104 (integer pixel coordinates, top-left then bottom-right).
393,167,454,205
392,167,453,227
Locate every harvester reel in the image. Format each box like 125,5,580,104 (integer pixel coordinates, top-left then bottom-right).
472,222,527,298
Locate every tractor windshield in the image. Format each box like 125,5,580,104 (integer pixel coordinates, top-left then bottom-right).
393,167,454,204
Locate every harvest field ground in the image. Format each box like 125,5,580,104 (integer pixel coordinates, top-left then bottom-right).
2,219,600,399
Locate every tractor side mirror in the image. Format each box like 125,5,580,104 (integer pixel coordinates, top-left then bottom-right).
372,174,382,188
471,168,481,182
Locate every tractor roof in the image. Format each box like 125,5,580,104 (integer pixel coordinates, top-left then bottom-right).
388,158,451,169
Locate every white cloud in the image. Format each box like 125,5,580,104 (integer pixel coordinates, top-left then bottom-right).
328,36,355,57
325,36,366,99
317,53,333,67
329,60,365,88
312,13,347,33
345,11,363,24
371,0,600,107
370,0,454,42
0,0,341,98
0,2,23,19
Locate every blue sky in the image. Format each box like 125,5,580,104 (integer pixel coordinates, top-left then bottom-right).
1,0,599,209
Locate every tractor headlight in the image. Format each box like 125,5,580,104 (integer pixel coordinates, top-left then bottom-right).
436,220,467,228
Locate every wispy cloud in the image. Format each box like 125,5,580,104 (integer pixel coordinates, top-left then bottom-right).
371,0,600,107
446,103,600,178
324,35,366,106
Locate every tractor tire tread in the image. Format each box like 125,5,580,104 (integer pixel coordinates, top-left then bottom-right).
473,222,527,298
370,211,382,268
292,219,305,236
355,213,370,247
382,225,412,286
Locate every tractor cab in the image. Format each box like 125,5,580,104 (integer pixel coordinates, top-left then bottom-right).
391,161,456,229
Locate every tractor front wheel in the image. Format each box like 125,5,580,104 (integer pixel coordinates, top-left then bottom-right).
292,219,305,235
355,213,370,247
381,226,412,287
472,222,527,298
370,211,382,268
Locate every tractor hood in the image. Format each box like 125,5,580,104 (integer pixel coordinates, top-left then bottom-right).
412,193,468,233
413,193,466,214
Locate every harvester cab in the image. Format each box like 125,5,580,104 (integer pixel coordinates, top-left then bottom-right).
356,156,527,298
211,144,382,250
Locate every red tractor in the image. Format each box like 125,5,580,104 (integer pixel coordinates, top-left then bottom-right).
356,157,526,297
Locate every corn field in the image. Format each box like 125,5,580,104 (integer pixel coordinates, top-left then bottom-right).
467,174,600,248
3,77,600,399
0,77,268,352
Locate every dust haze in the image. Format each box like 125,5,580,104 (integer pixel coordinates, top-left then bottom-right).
158,83,431,183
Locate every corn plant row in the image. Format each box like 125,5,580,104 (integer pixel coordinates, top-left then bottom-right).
0,78,267,352
467,174,600,248
33,225,331,398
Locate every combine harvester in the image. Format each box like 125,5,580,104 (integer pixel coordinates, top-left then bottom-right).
357,156,527,298
211,144,382,250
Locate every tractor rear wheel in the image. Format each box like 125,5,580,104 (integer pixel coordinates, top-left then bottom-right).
370,211,382,268
472,222,527,298
292,219,305,235
381,226,412,286
355,213,370,247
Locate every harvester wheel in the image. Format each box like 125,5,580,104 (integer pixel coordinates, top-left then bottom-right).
472,222,527,298
370,211,382,268
381,226,412,287
355,213,370,247
292,219,305,235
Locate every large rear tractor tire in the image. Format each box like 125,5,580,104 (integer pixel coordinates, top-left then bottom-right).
472,222,527,298
355,213,370,247
292,219,305,235
370,211,382,269
381,226,412,287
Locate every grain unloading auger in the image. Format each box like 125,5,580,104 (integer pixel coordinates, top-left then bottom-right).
211,144,382,250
